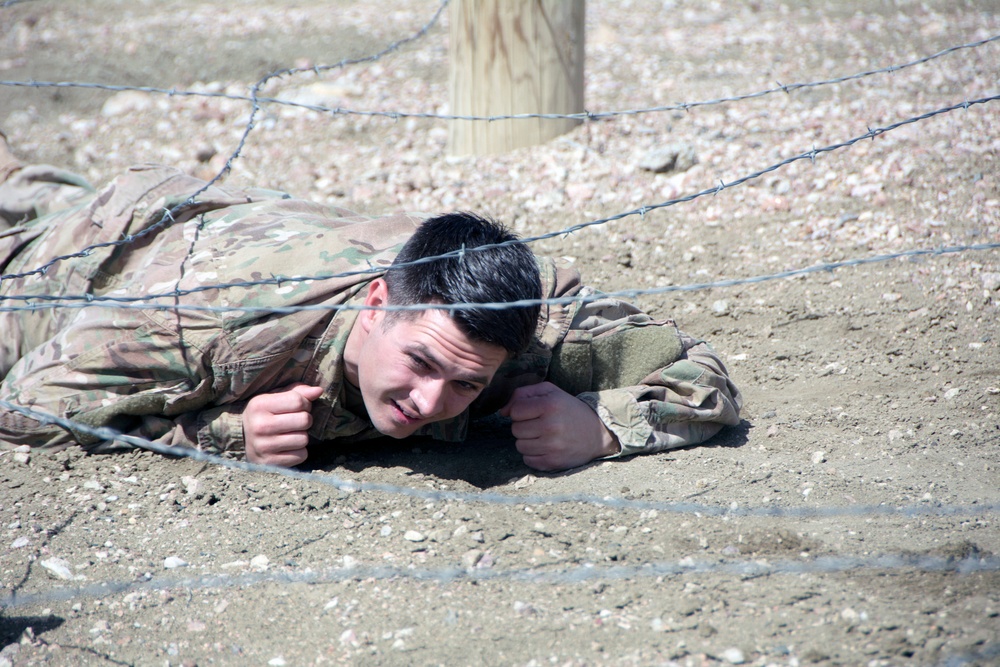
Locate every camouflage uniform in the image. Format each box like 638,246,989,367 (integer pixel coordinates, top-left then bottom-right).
0,164,741,459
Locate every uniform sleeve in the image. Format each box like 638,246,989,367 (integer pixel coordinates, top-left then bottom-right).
0,365,249,457
548,285,743,458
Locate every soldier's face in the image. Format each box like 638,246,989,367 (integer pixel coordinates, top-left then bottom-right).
345,279,507,438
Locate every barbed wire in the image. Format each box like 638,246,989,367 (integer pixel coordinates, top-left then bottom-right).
3,94,998,304
3,399,997,521
0,0,450,286
0,33,995,123
2,240,998,317
2,552,996,611
1,190,995,317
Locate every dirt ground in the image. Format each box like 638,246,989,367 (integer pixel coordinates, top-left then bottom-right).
1,1,999,665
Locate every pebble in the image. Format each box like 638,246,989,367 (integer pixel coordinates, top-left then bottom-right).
811,451,826,464
163,556,188,569
10,537,29,549
101,90,154,117
12,452,29,465
250,555,270,570
721,647,745,664
513,474,536,489
461,549,483,569
40,558,75,581
711,300,730,316
380,525,393,537
944,388,961,400
181,476,202,496
981,272,1000,291
403,530,425,543
638,143,698,173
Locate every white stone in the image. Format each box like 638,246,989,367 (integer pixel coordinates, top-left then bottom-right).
163,556,187,569
721,647,745,664
40,558,75,580
403,530,426,543
250,555,270,570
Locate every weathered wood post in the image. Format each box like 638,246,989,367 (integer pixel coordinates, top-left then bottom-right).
448,0,586,156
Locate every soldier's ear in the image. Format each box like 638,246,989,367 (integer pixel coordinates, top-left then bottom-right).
360,278,389,333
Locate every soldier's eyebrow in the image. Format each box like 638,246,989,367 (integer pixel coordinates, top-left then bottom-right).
406,343,490,386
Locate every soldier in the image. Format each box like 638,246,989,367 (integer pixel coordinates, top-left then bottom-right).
0,135,742,471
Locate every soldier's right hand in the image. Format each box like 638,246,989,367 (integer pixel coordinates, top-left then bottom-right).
243,383,324,467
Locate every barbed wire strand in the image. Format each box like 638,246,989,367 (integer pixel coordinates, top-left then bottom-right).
3,240,998,316
0,34,996,122
2,552,997,611
3,94,998,301
2,398,997,521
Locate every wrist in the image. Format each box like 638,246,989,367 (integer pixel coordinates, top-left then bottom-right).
599,425,622,458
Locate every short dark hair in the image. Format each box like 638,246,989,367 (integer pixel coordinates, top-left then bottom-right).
383,212,541,355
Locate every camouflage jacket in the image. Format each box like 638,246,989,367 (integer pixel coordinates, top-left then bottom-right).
0,165,741,459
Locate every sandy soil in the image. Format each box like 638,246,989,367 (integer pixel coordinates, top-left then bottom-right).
1,1,998,665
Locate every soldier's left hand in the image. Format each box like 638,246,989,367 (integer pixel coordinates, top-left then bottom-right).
499,382,621,471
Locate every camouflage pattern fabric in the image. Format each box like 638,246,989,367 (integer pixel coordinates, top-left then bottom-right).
0,164,742,459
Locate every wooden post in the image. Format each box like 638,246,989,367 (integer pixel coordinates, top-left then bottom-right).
448,0,585,156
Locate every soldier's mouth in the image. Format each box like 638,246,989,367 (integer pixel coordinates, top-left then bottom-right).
390,400,420,424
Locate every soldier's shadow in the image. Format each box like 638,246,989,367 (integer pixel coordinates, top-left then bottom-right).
306,416,751,490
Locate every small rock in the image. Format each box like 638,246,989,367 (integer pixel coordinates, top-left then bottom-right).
12,452,29,465
380,525,393,537
40,558,75,581
163,557,187,569
512,600,536,615
721,647,745,664
513,474,536,489
10,537,29,549
403,530,425,543
267,657,286,667
638,143,698,173
981,272,1000,291
841,607,859,622
101,90,154,117
461,549,483,569
943,388,961,400
83,479,103,491
711,300,730,317
181,476,202,496
811,451,826,464
89,620,110,635
250,555,270,570
470,531,485,544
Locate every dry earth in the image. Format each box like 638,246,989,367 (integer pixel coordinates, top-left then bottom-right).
1,1,999,666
